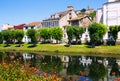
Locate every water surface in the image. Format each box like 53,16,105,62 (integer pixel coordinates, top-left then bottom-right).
0,52,120,81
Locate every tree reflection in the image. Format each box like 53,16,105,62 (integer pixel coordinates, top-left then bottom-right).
41,56,63,73
89,62,107,81
67,56,84,75
110,62,120,77
30,54,37,67
67,61,84,75
0,52,7,63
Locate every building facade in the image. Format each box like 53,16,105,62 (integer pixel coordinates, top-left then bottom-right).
96,8,103,23
42,18,59,28
103,0,120,26
97,0,120,39
42,6,78,43
42,6,93,43
68,16,92,43
23,22,41,43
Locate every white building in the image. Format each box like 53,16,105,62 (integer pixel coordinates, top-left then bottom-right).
97,0,120,39
2,24,14,30
103,0,120,26
96,8,103,23
23,22,41,43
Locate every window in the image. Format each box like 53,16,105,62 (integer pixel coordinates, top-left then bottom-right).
69,17,72,19
59,15,62,18
68,21,71,25
69,13,71,15
31,27,34,29
26,27,28,29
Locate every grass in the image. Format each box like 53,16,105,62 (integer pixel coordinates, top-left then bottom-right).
0,44,120,57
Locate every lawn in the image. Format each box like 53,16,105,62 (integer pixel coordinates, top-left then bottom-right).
0,44,120,56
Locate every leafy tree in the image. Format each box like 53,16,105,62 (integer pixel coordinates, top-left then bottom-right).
40,28,52,42
67,26,84,45
118,25,120,31
109,26,119,44
88,22,107,47
9,30,15,43
51,27,63,43
1,30,10,46
90,33,99,45
26,29,38,45
73,26,84,44
89,62,107,81
81,8,86,12
14,30,24,46
89,11,96,20
66,26,74,45
0,32,3,43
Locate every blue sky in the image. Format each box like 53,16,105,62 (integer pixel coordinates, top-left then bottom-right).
0,0,107,30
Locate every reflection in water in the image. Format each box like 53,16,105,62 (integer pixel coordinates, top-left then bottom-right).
0,52,120,81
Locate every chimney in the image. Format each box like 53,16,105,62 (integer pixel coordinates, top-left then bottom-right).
67,6,74,11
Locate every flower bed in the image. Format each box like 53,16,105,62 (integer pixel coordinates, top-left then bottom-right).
0,61,61,81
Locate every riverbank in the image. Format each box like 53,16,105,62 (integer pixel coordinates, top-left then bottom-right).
0,44,120,56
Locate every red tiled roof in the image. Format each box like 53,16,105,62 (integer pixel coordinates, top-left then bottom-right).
24,22,41,27
14,24,26,30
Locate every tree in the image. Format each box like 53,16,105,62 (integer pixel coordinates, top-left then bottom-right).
89,11,96,20
1,30,10,46
81,8,86,13
88,22,107,47
14,30,24,46
9,30,15,44
51,27,63,43
66,26,74,45
40,28,52,43
109,26,119,45
118,25,120,31
73,26,84,44
26,29,38,45
0,32,3,43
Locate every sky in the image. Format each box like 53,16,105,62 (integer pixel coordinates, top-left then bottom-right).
0,0,107,30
